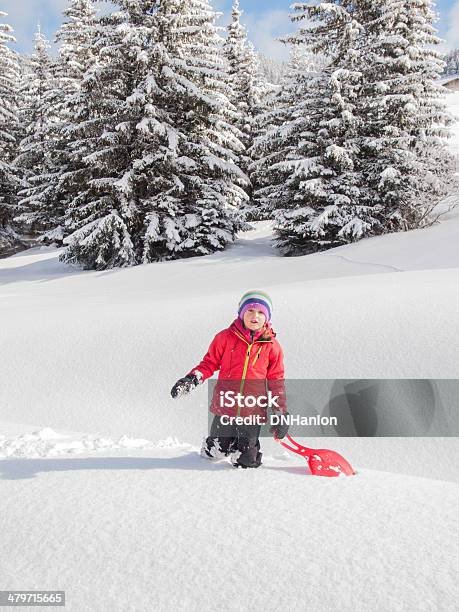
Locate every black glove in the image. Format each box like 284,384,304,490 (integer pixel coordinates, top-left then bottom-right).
270,412,289,440
170,374,200,399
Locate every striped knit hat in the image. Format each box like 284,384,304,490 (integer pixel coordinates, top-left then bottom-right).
238,290,273,323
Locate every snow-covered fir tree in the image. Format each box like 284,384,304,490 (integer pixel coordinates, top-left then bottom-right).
257,54,287,86
357,0,456,232
13,53,33,155
250,44,321,223
60,0,247,270
0,9,21,255
442,48,459,75
54,0,98,144
56,0,98,93
269,0,455,254
9,53,32,223
138,0,248,263
14,27,66,244
223,1,260,202
246,47,287,220
267,2,382,254
41,0,100,246
59,1,149,269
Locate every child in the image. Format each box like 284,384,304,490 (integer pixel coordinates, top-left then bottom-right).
170,290,288,468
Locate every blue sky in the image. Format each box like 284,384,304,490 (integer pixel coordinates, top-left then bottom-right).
3,0,459,61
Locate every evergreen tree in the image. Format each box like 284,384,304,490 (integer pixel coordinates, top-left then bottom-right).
257,53,287,86
60,1,148,269
223,1,260,203
61,0,247,270
56,0,98,94
250,44,319,223
10,53,32,225
272,3,380,254
358,0,456,232
139,0,248,262
442,48,459,76
14,52,33,156
246,47,293,222
271,0,455,254
14,28,65,243
47,0,99,246
0,9,21,254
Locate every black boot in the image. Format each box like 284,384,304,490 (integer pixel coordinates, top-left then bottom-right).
201,415,237,460
233,450,263,469
200,435,236,460
231,426,262,468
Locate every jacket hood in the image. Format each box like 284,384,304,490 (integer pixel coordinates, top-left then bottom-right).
230,318,276,343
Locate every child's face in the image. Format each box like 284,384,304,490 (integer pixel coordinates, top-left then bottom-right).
243,308,266,331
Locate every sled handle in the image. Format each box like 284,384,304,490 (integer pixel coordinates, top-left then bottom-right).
275,435,312,457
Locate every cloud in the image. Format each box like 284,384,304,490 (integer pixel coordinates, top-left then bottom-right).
440,1,459,51
2,0,296,62
1,0,115,53
243,9,298,62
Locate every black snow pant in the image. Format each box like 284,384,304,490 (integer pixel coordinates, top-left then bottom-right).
203,414,262,468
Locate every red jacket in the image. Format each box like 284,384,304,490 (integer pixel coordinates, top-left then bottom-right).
189,318,286,418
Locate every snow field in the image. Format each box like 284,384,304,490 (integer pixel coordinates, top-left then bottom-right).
0,443,457,611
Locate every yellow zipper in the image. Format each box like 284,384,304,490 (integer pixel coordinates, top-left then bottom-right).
252,347,262,366
234,330,249,344
238,343,253,415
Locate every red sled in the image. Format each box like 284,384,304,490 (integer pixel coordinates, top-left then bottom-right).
274,434,355,477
